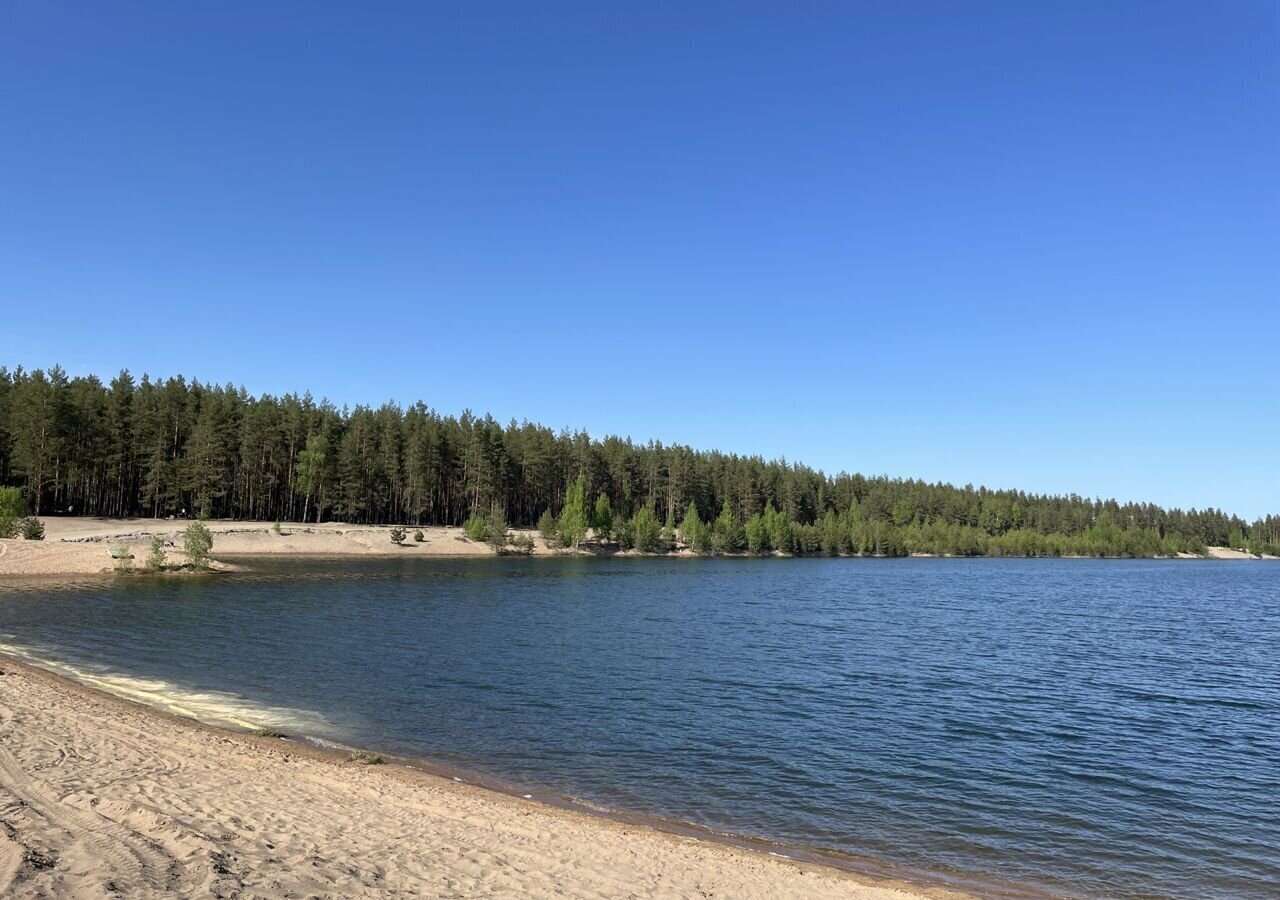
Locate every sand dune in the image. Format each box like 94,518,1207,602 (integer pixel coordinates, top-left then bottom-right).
0,659,949,900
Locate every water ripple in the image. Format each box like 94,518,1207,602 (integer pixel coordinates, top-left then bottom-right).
1,556,1277,898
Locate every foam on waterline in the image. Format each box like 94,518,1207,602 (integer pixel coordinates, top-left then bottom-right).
0,638,334,735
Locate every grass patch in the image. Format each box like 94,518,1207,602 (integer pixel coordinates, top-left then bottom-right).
347,750,384,765
253,728,287,738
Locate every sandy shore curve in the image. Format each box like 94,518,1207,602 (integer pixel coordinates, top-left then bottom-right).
0,656,967,900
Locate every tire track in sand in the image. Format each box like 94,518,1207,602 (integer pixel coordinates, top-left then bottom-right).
0,704,181,894
0,817,21,898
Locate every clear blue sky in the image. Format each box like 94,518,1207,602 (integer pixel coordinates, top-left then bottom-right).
2,3,1277,519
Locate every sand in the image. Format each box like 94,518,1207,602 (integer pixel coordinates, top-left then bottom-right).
1203,546,1271,560
0,518,548,577
0,659,953,900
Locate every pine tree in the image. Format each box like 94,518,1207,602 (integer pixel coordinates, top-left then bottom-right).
763,503,792,554
745,514,767,555
294,433,329,524
593,492,613,542
559,476,588,549
681,501,703,551
714,499,743,552
0,364,1269,560
485,501,509,551
820,509,845,555
632,504,661,552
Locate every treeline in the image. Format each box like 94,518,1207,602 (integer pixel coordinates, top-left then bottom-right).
1,366,1277,558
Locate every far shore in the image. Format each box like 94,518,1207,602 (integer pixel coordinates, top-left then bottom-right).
0,517,1274,578
0,654,964,900
0,518,543,578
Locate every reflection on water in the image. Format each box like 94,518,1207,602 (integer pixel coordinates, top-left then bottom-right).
1,556,1278,898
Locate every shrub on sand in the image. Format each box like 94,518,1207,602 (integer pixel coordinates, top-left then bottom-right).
112,546,134,572
183,521,214,570
0,487,25,536
537,509,559,545
485,502,509,552
147,536,167,571
463,514,488,542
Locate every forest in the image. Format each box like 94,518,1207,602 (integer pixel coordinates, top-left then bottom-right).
1,365,1277,558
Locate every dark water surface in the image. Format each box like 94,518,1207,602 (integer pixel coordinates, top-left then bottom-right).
2,557,1277,897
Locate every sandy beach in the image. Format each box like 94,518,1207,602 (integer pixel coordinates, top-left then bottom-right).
0,657,954,900
0,518,550,577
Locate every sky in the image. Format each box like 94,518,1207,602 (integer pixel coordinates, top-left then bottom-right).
1,2,1277,519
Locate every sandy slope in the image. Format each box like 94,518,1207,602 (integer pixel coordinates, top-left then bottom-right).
1203,546,1278,560
0,518,542,577
0,660,949,900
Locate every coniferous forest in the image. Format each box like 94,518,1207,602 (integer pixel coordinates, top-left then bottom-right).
2,366,1277,558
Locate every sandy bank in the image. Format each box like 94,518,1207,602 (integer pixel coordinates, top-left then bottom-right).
0,518,546,577
0,658,952,900
4,519,1275,578
1203,546,1278,560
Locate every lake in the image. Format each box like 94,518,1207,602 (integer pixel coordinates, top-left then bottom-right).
1,557,1276,897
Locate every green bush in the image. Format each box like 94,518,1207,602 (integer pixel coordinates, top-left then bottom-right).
592,493,613,542
819,510,845,556
712,500,744,553
792,522,822,555
485,502,509,551
763,504,792,554
615,517,635,550
558,477,589,549
632,506,661,553
183,521,214,569
537,509,558,544
0,487,25,520
0,498,23,538
147,536,167,570
508,532,536,555
745,515,768,554
413,529,424,542
681,502,704,551
20,517,45,541
463,514,488,542
347,750,384,765
112,545,133,573
389,527,406,545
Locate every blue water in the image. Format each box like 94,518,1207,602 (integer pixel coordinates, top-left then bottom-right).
1,557,1277,897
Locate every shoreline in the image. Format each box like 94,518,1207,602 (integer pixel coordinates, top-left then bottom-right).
1,517,1275,579
0,650,999,900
